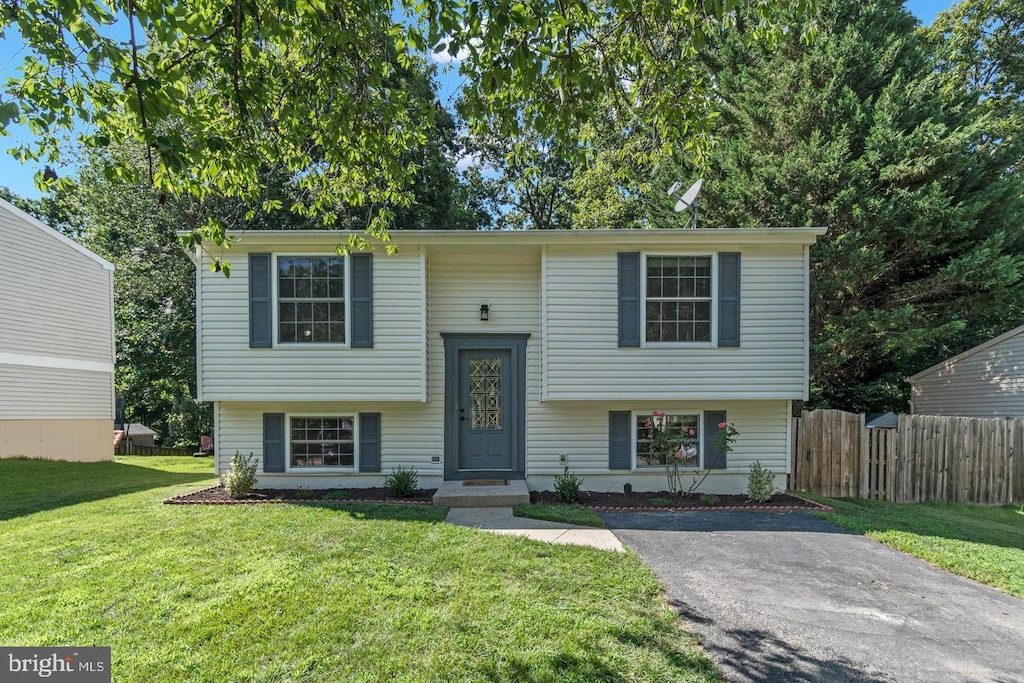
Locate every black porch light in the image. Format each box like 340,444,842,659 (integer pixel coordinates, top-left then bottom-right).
480,304,490,321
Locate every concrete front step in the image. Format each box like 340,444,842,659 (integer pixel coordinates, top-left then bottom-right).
432,479,530,507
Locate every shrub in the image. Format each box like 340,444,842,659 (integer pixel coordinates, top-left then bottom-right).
222,452,257,499
747,461,775,503
294,487,317,500
553,467,583,504
324,490,350,501
648,497,672,507
384,466,419,497
700,494,720,506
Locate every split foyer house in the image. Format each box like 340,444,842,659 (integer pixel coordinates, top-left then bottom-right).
192,228,824,493
0,198,115,462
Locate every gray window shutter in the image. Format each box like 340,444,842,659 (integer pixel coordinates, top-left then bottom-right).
359,413,381,472
609,411,632,470
704,411,727,470
618,253,641,347
718,252,740,347
351,253,373,348
263,413,285,473
249,253,273,348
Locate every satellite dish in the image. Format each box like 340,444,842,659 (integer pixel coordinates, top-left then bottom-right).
674,179,703,212
668,178,703,228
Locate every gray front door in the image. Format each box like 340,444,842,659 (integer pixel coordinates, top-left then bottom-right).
457,349,513,471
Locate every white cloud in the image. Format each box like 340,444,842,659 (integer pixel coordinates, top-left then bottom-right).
432,42,471,64
456,151,481,170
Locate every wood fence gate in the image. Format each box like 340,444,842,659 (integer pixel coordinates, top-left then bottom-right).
791,410,1024,504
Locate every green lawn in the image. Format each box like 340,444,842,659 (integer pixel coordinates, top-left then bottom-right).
513,503,606,528
0,457,721,682
806,494,1024,598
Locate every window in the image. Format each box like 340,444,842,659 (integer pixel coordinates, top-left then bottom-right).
278,256,345,343
645,255,712,343
635,413,700,468
289,417,355,468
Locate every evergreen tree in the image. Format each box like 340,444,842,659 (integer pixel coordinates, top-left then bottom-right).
691,0,1024,410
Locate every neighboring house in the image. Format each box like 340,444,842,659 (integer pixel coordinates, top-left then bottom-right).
908,323,1024,418
190,228,824,492
0,199,115,462
121,423,158,448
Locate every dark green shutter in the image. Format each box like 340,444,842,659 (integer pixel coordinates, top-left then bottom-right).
704,411,727,470
609,411,632,470
351,253,373,348
263,413,285,473
718,253,740,347
359,413,381,472
618,253,641,347
249,253,273,348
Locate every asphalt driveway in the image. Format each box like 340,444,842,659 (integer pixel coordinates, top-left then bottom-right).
602,510,1024,683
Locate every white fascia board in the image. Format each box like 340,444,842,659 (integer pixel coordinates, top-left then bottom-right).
0,351,115,374
0,198,115,271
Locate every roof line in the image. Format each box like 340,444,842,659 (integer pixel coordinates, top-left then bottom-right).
0,198,115,271
907,322,1024,382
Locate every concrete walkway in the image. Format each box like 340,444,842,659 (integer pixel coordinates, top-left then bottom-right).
445,507,624,551
602,510,1024,683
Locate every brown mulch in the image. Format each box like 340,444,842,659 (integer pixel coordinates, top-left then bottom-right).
166,485,830,512
530,490,832,512
165,485,436,505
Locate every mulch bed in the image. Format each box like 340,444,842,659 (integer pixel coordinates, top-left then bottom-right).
167,485,830,512
165,485,436,506
530,490,832,512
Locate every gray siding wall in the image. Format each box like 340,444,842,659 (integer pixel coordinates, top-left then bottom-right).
0,202,114,420
198,243,426,401
911,331,1024,418
0,206,114,364
543,245,809,400
0,365,114,418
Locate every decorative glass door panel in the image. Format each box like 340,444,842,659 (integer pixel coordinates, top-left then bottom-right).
469,357,502,429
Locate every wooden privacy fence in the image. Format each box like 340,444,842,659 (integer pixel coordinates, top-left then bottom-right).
118,443,195,457
792,410,1024,504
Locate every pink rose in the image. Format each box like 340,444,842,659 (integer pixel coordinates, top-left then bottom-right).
653,410,665,417
719,422,727,428
643,421,651,428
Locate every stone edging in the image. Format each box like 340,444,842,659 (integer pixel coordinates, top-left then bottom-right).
164,485,434,506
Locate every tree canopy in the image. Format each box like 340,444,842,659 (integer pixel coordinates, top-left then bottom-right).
1,0,812,252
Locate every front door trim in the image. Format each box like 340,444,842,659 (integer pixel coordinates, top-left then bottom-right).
442,333,529,481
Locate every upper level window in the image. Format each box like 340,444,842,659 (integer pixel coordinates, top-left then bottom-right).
645,255,712,343
278,256,345,343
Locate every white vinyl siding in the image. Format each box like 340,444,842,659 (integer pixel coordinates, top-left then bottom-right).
197,243,426,401
428,247,543,466
543,246,809,400
216,399,789,491
910,329,1024,418
216,401,443,477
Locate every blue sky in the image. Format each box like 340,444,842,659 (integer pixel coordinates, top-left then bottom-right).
1,0,958,199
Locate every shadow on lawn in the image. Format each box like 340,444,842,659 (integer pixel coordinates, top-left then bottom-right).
0,458,214,521
671,600,890,683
